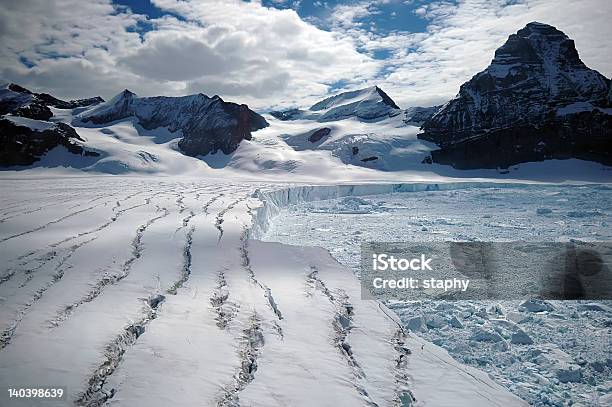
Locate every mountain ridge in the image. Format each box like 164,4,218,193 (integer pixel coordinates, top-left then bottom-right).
271,85,402,122
78,89,269,156
0,82,104,121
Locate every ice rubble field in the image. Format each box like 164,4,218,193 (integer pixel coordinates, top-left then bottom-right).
263,184,612,406
0,177,532,407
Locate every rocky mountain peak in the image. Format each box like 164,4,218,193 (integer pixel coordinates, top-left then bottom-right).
110,89,136,103
420,22,611,169
484,22,608,104
373,86,400,110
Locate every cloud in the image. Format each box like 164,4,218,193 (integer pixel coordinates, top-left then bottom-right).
119,31,245,81
0,0,610,111
143,0,381,107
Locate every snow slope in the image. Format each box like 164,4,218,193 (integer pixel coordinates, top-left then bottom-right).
0,177,529,406
196,113,611,182
270,86,401,122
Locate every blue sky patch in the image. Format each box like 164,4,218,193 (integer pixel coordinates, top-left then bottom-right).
261,0,430,35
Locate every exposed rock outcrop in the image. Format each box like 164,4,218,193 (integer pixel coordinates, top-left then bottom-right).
0,118,99,166
308,127,331,143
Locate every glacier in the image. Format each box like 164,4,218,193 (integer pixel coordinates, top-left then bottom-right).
0,177,540,407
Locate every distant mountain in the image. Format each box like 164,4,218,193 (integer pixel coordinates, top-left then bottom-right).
78,90,268,156
420,22,612,169
271,86,401,122
403,105,441,125
0,83,103,121
0,84,102,166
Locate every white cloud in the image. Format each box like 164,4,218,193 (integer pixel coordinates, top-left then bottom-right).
119,30,247,81
0,0,610,111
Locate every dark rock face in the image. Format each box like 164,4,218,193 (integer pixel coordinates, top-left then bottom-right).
178,101,268,156
6,84,32,95
375,86,401,110
80,89,135,125
0,83,104,166
420,22,612,168
14,103,53,121
79,90,268,156
67,96,106,108
308,127,331,143
361,156,378,162
429,112,612,169
0,119,99,166
30,85,104,110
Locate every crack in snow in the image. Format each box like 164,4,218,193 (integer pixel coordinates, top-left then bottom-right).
78,199,207,405
215,198,244,243
240,229,283,322
0,200,112,244
48,207,170,329
307,266,380,407
217,313,264,407
76,293,166,407
0,237,97,350
203,193,224,215
0,195,76,224
210,268,238,329
0,196,155,289
167,225,194,295
392,329,416,407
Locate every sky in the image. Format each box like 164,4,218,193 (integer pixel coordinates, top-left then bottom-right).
0,0,610,110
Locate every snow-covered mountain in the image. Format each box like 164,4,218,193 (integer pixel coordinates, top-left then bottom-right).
242,86,436,172
420,22,612,169
0,84,103,166
261,113,430,171
0,83,103,121
0,85,269,169
78,90,269,156
270,86,401,122
403,105,441,125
